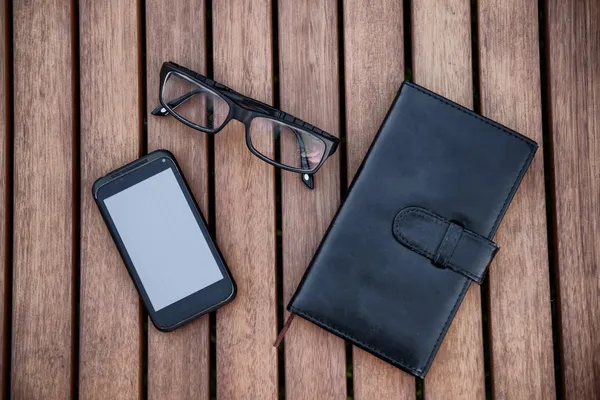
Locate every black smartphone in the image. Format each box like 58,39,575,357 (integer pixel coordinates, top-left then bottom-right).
93,149,236,331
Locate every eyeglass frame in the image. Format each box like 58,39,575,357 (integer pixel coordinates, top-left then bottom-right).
151,61,340,189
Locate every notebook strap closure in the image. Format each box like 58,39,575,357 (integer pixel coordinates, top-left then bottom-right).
393,207,499,284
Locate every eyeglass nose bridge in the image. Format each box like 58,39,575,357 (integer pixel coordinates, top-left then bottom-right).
230,106,254,125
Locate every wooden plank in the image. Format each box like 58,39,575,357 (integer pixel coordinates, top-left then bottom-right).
79,0,142,397
145,1,210,399
278,1,346,399
0,0,9,395
478,1,556,398
342,1,414,399
547,0,600,398
212,1,278,398
412,1,486,398
11,1,74,398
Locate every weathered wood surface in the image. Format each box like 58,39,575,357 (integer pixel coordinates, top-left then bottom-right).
478,0,556,398
547,0,600,398
0,0,9,395
412,0,486,398
343,1,414,399
279,1,346,399
212,1,278,399
145,1,211,399
79,0,143,398
11,1,75,398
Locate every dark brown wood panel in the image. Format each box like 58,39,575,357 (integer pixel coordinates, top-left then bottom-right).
212,1,278,398
342,1,414,399
478,0,556,398
0,0,9,395
547,0,600,397
79,0,142,397
412,1,486,398
278,1,346,399
145,1,210,399
11,1,74,398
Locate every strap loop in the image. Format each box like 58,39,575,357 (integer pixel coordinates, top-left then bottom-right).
433,222,463,267
393,207,499,284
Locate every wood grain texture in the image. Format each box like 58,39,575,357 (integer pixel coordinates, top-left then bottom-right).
11,1,74,398
79,0,142,398
212,1,278,398
412,1,485,398
342,1,414,399
547,0,600,397
278,1,345,399
145,1,210,399
0,0,8,395
478,0,556,398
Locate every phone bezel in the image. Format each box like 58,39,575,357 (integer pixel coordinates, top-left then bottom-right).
93,150,236,331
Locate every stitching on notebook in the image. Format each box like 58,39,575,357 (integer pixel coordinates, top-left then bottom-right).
393,208,441,258
423,278,471,368
489,157,532,232
462,229,498,249
289,306,423,376
447,264,479,283
406,83,536,149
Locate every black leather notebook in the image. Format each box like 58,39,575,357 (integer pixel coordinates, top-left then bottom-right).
287,82,538,378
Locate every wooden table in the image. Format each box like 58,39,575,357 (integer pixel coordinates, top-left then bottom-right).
1,0,598,399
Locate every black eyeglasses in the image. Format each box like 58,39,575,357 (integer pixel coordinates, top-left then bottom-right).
151,61,340,189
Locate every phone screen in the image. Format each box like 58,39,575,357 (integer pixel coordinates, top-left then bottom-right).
104,167,223,311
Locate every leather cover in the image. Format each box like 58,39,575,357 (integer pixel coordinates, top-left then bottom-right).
287,82,538,378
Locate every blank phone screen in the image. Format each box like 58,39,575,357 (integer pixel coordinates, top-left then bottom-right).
104,168,223,311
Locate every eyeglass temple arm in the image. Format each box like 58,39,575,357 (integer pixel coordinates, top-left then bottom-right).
151,90,203,116
291,128,314,189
